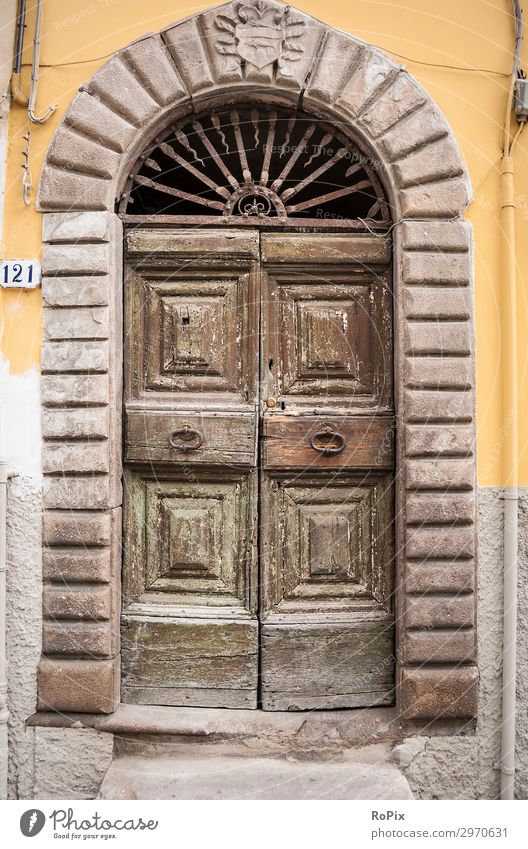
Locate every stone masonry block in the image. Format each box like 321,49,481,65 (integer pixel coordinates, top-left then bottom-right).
42,407,109,440
163,18,215,95
405,424,473,456
43,621,116,658
404,561,475,594
38,166,112,212
41,374,109,406
42,340,109,373
406,491,474,524
400,220,470,252
43,307,109,340
400,667,478,720
42,242,112,276
393,136,464,188
380,103,449,161
404,323,471,356
43,585,112,621
43,549,112,584
336,47,397,118
42,276,110,307
406,596,474,629
400,177,471,218
43,211,115,244
404,287,470,320
38,658,119,714
402,630,475,664
405,389,473,422
303,30,364,105
43,443,109,475
406,459,474,490
43,510,112,547
406,526,474,559
402,251,471,285
405,357,472,390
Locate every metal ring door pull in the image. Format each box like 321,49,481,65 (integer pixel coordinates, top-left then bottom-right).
309,425,346,456
169,426,203,452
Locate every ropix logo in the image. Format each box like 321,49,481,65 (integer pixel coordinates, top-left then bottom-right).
20,809,46,837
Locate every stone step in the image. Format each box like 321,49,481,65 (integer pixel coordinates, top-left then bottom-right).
99,753,413,800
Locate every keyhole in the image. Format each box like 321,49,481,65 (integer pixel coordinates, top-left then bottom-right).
182,315,190,326
268,358,273,371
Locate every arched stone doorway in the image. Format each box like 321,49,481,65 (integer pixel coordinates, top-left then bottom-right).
38,0,477,724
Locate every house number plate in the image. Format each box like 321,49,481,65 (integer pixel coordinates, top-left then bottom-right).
1,259,41,289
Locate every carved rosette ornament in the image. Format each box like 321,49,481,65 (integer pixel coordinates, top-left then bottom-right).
215,0,305,75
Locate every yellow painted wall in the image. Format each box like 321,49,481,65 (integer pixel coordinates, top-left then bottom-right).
1,0,527,485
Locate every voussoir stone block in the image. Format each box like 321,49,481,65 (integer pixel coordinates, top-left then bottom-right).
401,219,471,252
39,166,112,212
393,136,464,188
303,30,364,106
122,34,187,106
163,18,215,95
38,658,119,714
401,667,478,720
63,90,137,153
43,242,112,276
400,176,471,218
47,126,119,180
380,103,449,161
336,48,398,118
87,55,160,126
358,73,426,138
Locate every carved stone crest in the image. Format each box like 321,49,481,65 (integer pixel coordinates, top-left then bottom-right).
215,1,305,74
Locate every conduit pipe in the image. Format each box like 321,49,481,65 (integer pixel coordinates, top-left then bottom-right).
0,460,8,800
500,0,524,802
10,0,28,106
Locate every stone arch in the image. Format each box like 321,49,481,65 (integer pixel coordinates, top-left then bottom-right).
37,1,477,722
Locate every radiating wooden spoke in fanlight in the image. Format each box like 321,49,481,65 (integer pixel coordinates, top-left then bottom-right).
119,106,390,224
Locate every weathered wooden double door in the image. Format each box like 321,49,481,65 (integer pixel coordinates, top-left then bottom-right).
122,228,395,710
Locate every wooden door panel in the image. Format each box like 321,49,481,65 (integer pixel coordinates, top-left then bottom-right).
263,414,394,470
122,618,258,709
125,229,259,411
122,230,260,709
260,232,394,711
260,620,394,710
261,233,392,412
126,410,257,466
261,473,394,616
124,468,257,611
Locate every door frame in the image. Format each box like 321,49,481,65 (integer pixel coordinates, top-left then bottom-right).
37,1,477,726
